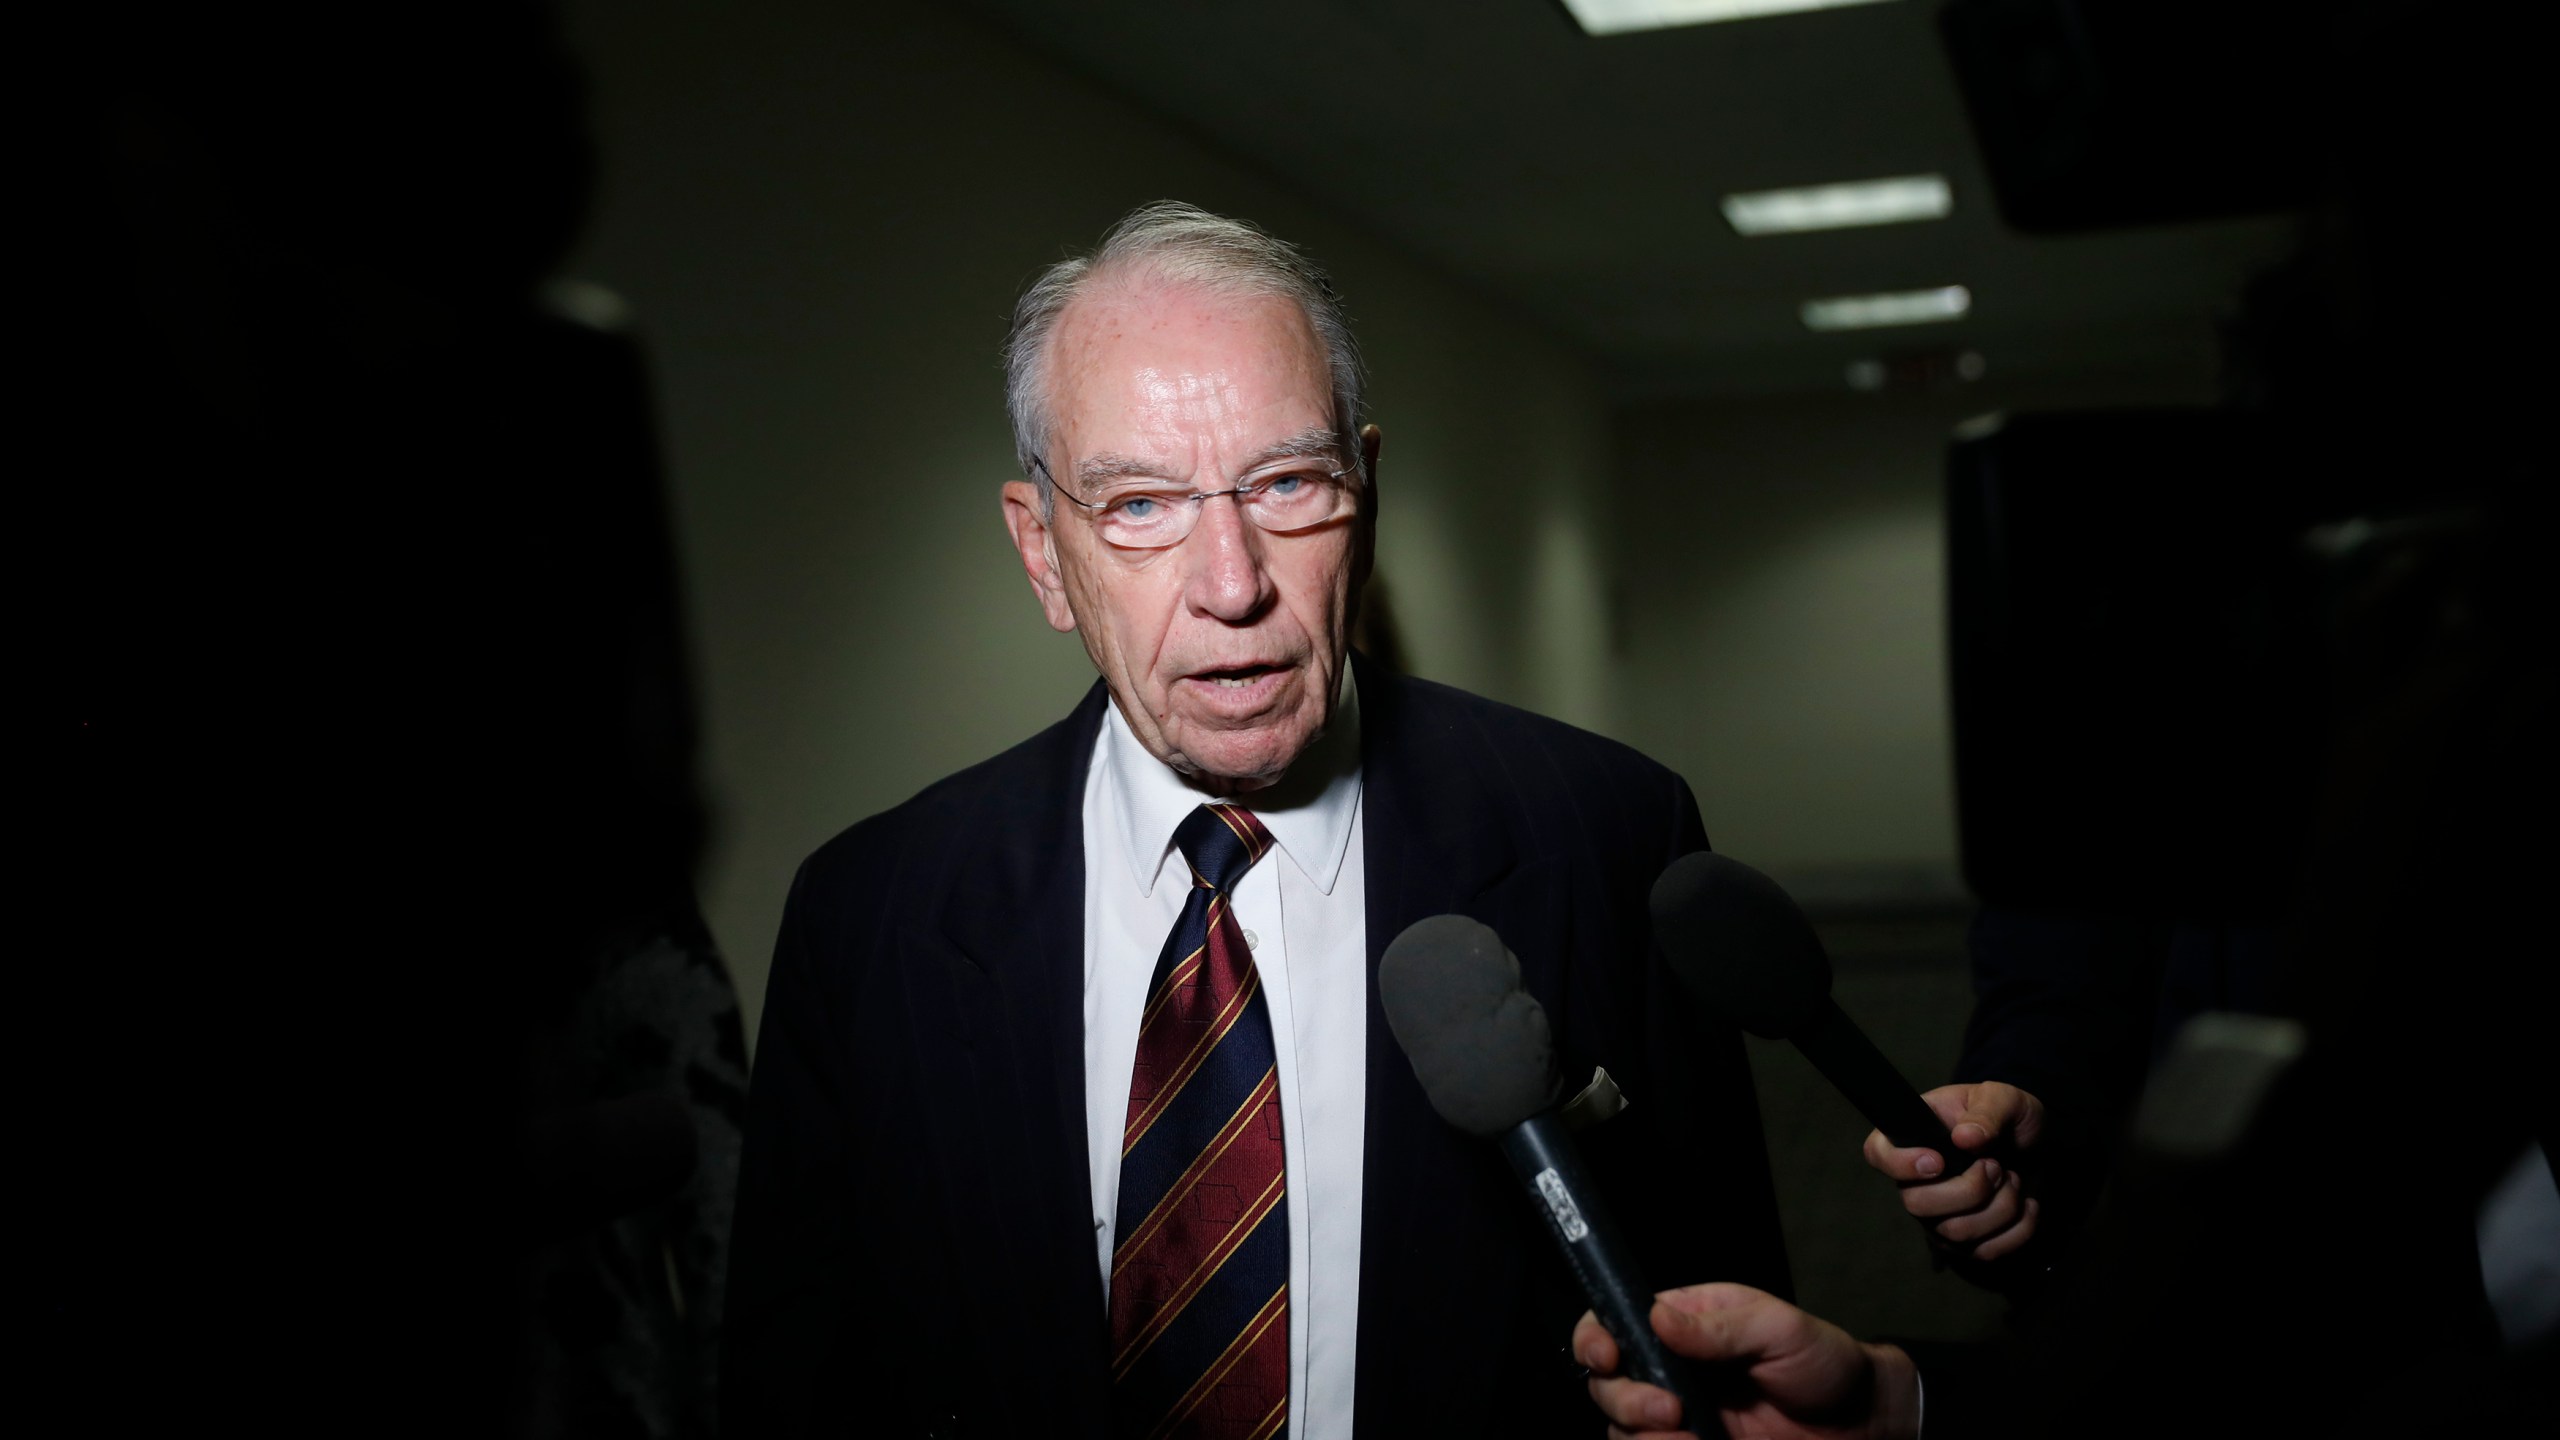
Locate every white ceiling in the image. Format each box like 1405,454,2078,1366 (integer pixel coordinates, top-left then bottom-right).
964,0,2301,399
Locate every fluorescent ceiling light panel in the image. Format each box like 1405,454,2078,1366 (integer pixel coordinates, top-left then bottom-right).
1561,0,1897,36
1724,174,1952,235
1801,285,1971,331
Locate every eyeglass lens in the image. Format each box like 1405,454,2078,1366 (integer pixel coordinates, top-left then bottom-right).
1080,470,1350,548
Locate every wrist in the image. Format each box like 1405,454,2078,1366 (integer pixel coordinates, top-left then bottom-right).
1861,1342,1923,1440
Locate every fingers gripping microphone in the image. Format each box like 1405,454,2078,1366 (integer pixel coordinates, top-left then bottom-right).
1379,915,1706,1410
1649,853,1973,1178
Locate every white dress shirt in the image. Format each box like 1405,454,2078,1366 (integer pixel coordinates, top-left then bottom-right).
1081,673,1367,1440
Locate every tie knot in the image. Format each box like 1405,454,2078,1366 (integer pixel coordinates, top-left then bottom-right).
1174,803,1273,895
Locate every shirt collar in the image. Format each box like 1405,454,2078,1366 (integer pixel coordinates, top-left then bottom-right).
1101,666,1363,899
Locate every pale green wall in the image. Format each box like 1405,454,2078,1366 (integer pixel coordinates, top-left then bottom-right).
559,4,1614,1044
1609,374,2215,896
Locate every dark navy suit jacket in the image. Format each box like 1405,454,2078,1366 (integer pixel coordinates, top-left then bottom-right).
723,657,1790,1437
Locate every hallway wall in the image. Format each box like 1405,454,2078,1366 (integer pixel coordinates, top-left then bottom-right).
559,3,1617,1041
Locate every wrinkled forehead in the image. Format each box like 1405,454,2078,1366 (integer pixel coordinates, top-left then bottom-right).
1045,280,1335,462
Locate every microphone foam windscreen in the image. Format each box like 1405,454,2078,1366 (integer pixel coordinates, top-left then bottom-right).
1378,914,1561,1137
1648,852,1833,1040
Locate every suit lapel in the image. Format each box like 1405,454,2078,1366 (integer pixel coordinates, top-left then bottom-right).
934,681,1113,1424
1352,657,1569,1426
1356,665,1532,954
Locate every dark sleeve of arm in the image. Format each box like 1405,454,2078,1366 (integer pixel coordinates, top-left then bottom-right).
719,862,891,1439
1889,1336,2043,1440
1957,908,2162,1252
1959,908,2158,1108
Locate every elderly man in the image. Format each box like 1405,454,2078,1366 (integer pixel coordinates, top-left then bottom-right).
723,203,1788,1438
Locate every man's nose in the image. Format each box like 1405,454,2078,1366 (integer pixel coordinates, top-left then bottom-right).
1183,492,1273,624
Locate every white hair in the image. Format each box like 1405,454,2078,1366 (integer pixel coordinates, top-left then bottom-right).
1003,201,1368,499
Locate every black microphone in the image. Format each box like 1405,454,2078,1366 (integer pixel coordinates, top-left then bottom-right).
1379,915,1707,1411
1649,852,1973,1178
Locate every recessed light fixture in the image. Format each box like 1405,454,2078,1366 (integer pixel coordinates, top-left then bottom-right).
1560,0,1897,36
1723,175,1952,236
1844,349,1987,391
1801,285,1971,331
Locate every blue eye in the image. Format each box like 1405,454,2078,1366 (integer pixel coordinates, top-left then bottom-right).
1116,495,1162,520
1262,474,1307,497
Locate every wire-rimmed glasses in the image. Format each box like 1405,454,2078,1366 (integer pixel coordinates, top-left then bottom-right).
1031,454,1359,549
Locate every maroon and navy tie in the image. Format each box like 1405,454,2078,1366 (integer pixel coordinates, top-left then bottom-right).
1107,802,1289,1440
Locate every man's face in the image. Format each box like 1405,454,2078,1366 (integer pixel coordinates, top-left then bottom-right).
1002,282,1367,792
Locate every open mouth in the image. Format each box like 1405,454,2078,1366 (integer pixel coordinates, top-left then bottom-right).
1192,662,1287,691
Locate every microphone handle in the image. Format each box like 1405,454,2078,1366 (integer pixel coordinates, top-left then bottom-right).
1796,998,1973,1176
1497,1115,1709,1414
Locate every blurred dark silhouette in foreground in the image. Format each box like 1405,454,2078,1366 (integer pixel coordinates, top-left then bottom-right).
47,5,741,1434
1909,2,2555,1433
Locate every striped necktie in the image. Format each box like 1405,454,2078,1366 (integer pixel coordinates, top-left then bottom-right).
1108,802,1289,1440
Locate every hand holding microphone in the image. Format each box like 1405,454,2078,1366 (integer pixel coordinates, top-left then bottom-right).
1648,852,2039,1258
1573,1284,1923,1440
1862,1081,2043,1259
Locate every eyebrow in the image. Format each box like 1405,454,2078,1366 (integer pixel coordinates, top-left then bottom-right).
1073,426,1345,494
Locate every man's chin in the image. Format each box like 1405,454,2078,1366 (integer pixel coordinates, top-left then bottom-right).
1166,723,1317,793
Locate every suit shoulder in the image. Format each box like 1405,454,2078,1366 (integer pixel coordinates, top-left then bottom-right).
1367,668,1706,861
794,692,1099,903
1385,671,1687,796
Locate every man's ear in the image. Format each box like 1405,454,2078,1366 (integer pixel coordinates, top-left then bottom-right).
1001,479,1079,634
1351,423,1384,589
